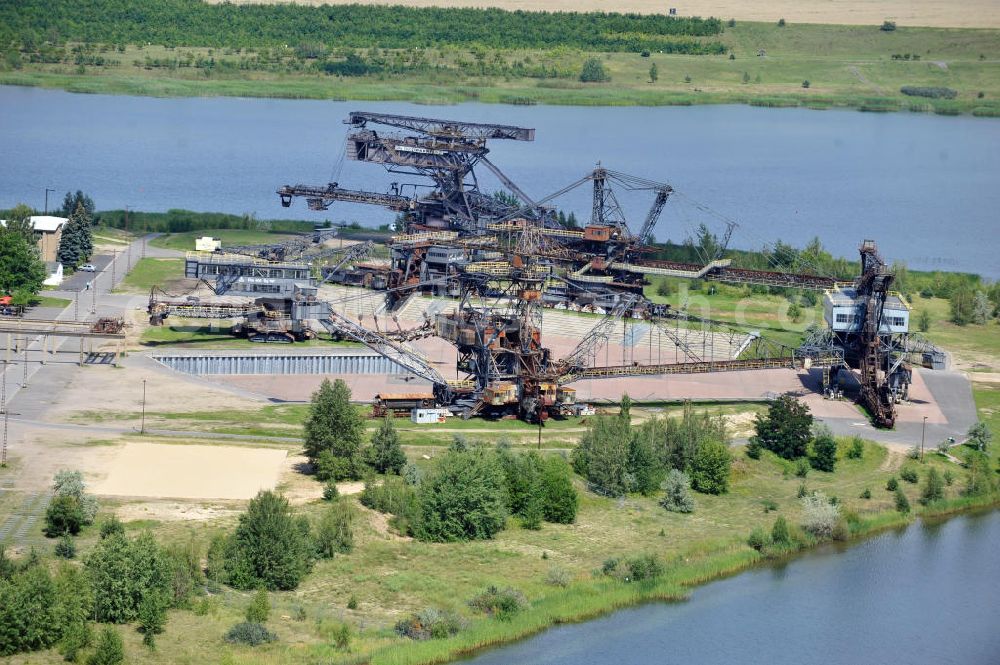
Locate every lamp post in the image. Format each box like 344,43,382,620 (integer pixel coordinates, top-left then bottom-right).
140,379,147,434
921,415,927,461
44,188,55,215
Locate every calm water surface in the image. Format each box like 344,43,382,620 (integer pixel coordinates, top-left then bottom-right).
1,86,999,277
464,511,1000,665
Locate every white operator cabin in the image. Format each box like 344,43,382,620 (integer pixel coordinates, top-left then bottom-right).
823,286,910,334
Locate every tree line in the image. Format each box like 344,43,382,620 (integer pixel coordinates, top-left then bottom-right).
1,0,724,54
304,379,579,542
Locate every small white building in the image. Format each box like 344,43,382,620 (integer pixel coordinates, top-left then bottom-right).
195,236,222,252
411,408,449,424
823,286,909,334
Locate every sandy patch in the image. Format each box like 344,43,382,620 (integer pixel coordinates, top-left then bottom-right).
116,501,241,522
207,0,1000,28
96,442,287,500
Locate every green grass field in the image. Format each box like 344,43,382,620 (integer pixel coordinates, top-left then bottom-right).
3,22,998,114
117,258,185,293
149,228,300,253
13,430,988,665
27,295,72,309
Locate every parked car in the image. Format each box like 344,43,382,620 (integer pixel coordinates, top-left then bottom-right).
79,264,96,272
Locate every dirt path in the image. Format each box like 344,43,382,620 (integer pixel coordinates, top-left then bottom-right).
848,65,885,95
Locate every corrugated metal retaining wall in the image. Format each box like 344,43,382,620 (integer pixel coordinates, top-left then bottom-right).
153,353,399,375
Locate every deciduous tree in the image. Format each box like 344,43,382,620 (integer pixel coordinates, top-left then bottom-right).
223,490,314,590
414,447,508,542
753,395,813,460
304,379,365,480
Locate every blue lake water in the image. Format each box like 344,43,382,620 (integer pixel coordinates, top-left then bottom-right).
463,511,1000,665
1,85,998,278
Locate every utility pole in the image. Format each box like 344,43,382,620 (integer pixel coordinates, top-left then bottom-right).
91,278,97,315
921,415,927,461
111,250,117,287
21,337,28,388
125,206,133,272
1,361,7,467
140,379,147,434
44,187,55,215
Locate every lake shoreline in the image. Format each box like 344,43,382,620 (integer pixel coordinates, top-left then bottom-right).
3,71,999,118
372,495,999,665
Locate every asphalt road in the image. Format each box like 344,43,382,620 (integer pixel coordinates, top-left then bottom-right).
58,253,114,293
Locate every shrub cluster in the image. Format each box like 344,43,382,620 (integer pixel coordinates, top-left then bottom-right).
467,585,527,621
601,554,663,582
224,622,277,646
900,86,957,100
394,608,466,641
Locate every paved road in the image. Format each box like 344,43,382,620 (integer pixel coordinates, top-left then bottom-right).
820,370,976,448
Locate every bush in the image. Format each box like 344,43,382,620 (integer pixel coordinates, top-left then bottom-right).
360,474,417,515
329,622,351,651
886,476,899,491
137,592,167,648
579,57,610,82
87,627,124,665
761,499,778,513
771,516,791,545
659,469,695,513
367,415,406,475
796,483,808,498
601,554,663,582
468,585,528,621
347,595,358,610
900,86,957,100
801,492,840,538
394,608,466,640
322,480,339,501
246,589,270,623
52,470,98,525
894,487,911,513
54,534,76,559
745,437,762,459
689,439,731,494
314,499,355,558
920,468,945,505
414,447,508,542
795,458,810,478
900,466,919,484
906,445,920,460
778,18,786,27
880,20,897,31
541,455,578,524
801,80,810,88
87,532,171,624
860,488,872,499
747,527,768,551
100,516,125,540
846,437,865,459
224,622,277,646
44,495,84,537
810,424,837,472
545,565,571,587
943,469,955,486
222,490,314,591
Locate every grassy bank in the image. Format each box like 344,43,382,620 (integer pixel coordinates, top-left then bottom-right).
2,20,998,115
15,424,997,665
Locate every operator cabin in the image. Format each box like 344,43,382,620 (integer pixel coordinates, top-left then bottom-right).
0,215,68,262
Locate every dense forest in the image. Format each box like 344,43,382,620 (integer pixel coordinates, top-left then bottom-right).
0,1,725,54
